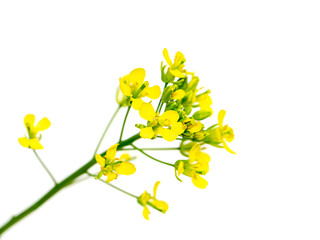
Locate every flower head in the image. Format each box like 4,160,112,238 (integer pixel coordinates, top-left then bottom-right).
137,181,169,220
18,114,51,149
163,48,187,78
175,143,210,189
203,110,235,154
138,103,186,141
119,68,161,110
95,144,136,183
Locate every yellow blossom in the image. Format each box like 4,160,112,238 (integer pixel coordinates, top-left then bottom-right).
163,48,186,78
203,110,235,154
18,114,51,150
119,68,161,110
175,144,210,189
138,103,186,141
95,144,136,183
137,181,169,220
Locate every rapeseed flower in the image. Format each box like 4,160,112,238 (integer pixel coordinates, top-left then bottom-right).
203,110,235,154
137,181,168,220
163,48,186,78
175,143,210,189
18,114,51,149
119,68,161,110
95,144,136,183
138,103,186,141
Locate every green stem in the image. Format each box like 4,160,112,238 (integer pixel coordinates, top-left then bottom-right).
119,147,180,151
32,150,57,185
130,144,174,167
93,106,121,156
156,83,167,113
119,106,131,142
86,172,138,198
0,133,141,236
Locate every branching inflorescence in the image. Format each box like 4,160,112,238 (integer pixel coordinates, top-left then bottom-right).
0,48,235,236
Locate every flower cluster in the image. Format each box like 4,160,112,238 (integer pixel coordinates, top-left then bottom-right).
116,48,235,190
95,144,136,183
17,48,235,222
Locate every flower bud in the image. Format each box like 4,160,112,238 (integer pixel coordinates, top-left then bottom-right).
193,110,212,120
161,85,175,103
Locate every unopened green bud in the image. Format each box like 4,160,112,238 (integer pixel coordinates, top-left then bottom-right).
193,131,207,140
165,101,178,110
116,87,129,107
186,76,199,92
184,106,192,115
135,124,146,129
193,110,212,120
161,85,175,103
161,62,175,83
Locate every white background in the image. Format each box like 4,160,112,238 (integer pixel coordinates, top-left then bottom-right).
1,0,320,239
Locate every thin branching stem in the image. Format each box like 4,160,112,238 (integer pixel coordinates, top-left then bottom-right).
119,106,131,142
93,106,121,156
32,150,57,185
130,144,175,167
86,172,138,198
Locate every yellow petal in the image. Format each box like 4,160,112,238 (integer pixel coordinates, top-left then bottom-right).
106,143,119,161
120,153,130,161
35,117,51,131
95,154,105,166
128,68,145,88
28,138,44,150
143,206,150,220
191,174,208,189
197,152,211,163
153,200,169,213
163,48,173,66
171,122,185,135
158,110,179,127
197,94,213,108
222,139,236,154
170,69,185,78
141,191,151,204
140,127,156,139
171,89,185,100
114,162,136,175
173,51,186,66
24,114,35,128
18,137,30,148
188,121,202,133
157,128,178,142
132,98,144,110
119,77,132,96
189,144,200,163
106,171,118,183
139,103,156,121
177,161,184,175
218,110,226,129
143,85,161,99
153,181,160,198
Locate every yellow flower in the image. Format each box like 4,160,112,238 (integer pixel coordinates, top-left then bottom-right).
163,48,186,78
175,144,210,189
138,103,186,141
95,144,136,183
193,91,213,120
119,68,161,110
18,114,51,150
137,181,169,220
203,110,235,154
